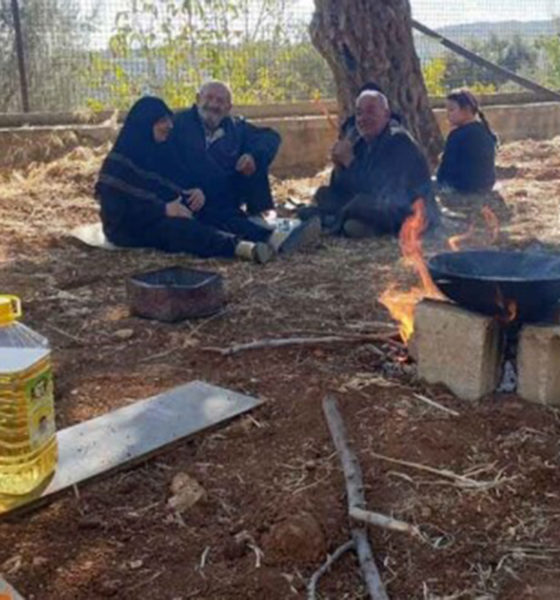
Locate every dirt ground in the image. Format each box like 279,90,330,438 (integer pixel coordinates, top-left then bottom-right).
1,137,560,600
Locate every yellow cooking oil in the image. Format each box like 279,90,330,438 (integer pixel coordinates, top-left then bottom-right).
0,295,58,496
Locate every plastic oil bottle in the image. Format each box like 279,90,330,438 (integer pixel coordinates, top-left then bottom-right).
0,295,58,496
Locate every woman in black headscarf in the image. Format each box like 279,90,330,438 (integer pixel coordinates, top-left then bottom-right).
95,96,275,262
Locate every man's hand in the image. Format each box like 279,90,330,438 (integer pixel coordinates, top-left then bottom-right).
166,199,193,219
236,153,257,176
331,139,354,168
183,188,206,212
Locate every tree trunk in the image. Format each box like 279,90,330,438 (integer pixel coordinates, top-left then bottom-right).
310,0,442,163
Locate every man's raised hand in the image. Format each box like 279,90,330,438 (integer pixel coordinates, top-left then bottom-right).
331,139,354,168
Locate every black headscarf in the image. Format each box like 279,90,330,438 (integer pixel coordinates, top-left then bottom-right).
112,96,173,170
96,96,182,210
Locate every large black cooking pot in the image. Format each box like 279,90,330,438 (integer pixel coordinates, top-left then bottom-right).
427,250,560,322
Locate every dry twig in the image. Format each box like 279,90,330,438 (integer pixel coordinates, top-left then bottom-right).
322,395,389,600
350,506,422,538
412,393,460,417
371,452,515,491
307,540,354,600
204,333,394,356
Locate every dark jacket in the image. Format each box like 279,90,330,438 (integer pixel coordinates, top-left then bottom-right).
95,97,183,246
166,105,281,212
330,122,438,233
437,121,496,193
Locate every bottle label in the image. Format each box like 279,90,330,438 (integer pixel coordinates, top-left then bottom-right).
25,368,56,450
0,576,24,599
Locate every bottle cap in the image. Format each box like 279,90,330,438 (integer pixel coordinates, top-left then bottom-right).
0,295,22,325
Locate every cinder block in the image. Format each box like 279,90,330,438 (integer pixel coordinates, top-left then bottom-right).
414,299,502,400
518,324,560,406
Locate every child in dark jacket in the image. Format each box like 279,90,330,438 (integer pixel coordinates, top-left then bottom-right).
437,89,498,193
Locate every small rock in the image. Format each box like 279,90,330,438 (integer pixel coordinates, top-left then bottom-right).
128,559,143,570
224,534,250,560
262,512,326,564
167,472,206,513
99,579,121,597
114,328,134,340
32,556,49,567
104,305,130,321
420,506,432,519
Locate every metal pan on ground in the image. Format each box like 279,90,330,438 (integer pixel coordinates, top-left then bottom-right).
428,250,560,322
127,266,226,322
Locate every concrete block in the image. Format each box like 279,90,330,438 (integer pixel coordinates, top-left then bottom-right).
414,299,502,400
518,324,560,406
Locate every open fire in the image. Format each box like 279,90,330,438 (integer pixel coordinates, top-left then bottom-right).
379,199,442,343
380,203,509,343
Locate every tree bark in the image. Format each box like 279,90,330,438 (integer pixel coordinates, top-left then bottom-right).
310,0,443,163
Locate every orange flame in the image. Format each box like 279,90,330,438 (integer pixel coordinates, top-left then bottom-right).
448,223,475,251
379,199,442,343
482,206,499,244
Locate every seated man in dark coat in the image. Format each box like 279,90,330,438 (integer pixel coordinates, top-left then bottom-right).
339,81,404,142
302,91,439,237
167,80,281,221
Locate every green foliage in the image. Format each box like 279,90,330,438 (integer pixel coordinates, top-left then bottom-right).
81,0,333,110
536,36,560,88
422,57,447,96
1,0,96,111
442,34,538,91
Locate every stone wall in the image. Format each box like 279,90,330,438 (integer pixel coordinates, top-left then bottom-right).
1,100,559,176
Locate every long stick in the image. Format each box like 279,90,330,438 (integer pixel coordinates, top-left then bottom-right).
351,529,389,600
322,395,389,600
204,334,394,357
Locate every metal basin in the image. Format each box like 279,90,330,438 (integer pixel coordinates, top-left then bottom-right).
127,267,225,322
428,250,560,322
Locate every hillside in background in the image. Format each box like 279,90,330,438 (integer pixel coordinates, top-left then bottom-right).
415,18,560,62
437,18,560,39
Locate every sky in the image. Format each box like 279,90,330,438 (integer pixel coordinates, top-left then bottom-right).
297,0,560,27
80,0,560,46
412,0,560,27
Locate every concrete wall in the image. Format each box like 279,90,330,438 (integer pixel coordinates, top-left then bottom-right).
1,100,560,176
270,101,560,177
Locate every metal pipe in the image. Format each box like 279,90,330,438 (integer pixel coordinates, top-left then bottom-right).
10,0,30,112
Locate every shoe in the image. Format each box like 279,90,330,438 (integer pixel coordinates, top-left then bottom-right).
296,205,321,221
342,219,377,238
235,240,276,264
272,216,321,255
252,242,276,264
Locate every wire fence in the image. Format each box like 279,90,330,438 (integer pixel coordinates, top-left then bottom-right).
2,0,560,114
